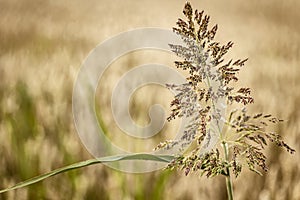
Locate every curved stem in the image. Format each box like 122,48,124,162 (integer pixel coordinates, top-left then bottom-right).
222,141,234,200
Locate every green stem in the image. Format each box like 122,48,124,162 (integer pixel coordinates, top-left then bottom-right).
222,142,234,200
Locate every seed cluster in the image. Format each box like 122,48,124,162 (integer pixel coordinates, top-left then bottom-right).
167,148,229,178
156,2,295,178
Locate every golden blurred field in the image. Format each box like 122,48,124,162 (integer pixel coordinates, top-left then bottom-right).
0,0,299,199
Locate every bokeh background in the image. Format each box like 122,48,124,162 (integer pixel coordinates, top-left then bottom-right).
0,0,299,199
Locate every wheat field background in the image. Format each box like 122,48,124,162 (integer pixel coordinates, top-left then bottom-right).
0,0,299,199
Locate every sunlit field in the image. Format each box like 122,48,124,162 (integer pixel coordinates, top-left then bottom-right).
0,0,299,199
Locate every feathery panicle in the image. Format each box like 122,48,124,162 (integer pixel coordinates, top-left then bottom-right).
156,2,295,178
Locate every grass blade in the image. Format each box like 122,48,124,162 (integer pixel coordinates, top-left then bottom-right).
0,153,174,194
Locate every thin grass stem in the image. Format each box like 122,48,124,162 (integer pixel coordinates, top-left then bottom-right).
222,141,234,200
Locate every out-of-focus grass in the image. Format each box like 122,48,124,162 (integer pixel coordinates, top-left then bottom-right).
0,0,299,199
